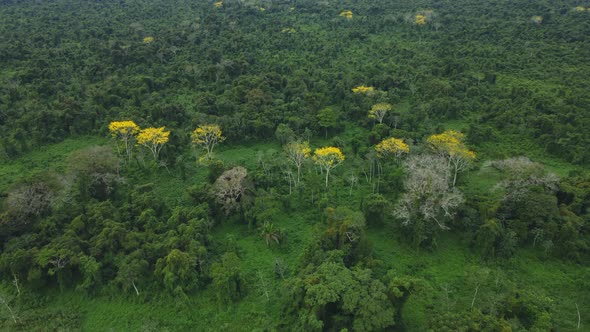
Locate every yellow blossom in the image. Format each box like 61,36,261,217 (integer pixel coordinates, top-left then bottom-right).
192,124,225,159
313,146,345,188
415,14,426,25
352,85,375,94
339,10,353,19
375,138,410,159
137,127,170,161
427,130,476,186
213,1,223,8
108,120,140,161
285,141,311,184
368,103,393,124
143,36,154,44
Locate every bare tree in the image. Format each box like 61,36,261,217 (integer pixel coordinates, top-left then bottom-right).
5,180,56,223
491,156,558,202
393,154,464,231
212,166,252,215
68,145,124,199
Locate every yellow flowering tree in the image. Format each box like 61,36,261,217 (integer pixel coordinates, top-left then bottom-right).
415,14,426,25
375,137,410,160
374,137,409,192
368,103,393,124
284,141,311,184
426,130,476,187
352,85,375,94
313,147,345,188
339,10,353,19
192,124,225,160
413,9,435,26
531,16,543,24
143,36,154,44
137,127,170,161
108,120,140,161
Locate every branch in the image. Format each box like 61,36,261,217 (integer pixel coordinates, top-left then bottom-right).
471,283,480,309
576,303,581,329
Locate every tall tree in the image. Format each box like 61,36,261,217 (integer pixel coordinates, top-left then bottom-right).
137,127,170,161
313,147,345,188
376,137,409,160
393,154,464,247
212,166,251,215
427,130,476,186
317,107,338,139
368,103,392,124
108,121,140,161
284,140,311,185
192,124,225,160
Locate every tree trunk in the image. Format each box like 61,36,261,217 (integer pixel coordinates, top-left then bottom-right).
325,169,330,188
132,280,140,296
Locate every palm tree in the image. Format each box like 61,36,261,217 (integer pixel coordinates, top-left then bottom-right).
260,222,282,247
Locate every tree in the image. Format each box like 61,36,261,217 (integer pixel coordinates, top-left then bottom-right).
375,137,409,161
136,127,170,161
393,154,464,247
210,252,244,304
77,255,101,293
192,124,225,160
415,14,426,25
115,253,148,296
284,140,311,184
68,146,123,200
212,166,251,215
351,85,375,95
275,123,295,145
426,130,476,186
491,156,558,202
368,103,392,124
108,121,140,161
286,254,397,331
313,147,345,188
5,180,56,225
317,107,338,139
260,221,282,247
155,249,197,298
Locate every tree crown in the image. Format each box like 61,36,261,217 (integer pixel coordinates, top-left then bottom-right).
313,147,345,167
137,127,170,145
427,130,476,160
108,121,140,138
375,137,410,158
192,124,225,145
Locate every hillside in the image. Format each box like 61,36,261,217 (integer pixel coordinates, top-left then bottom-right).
0,0,589,331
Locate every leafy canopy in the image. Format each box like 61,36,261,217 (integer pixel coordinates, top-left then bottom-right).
313,147,345,168
108,121,140,138
427,130,476,160
375,137,410,159
137,127,170,146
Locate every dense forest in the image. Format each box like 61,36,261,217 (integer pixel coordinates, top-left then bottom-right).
0,0,589,330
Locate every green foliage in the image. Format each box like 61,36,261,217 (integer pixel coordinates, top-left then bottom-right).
361,194,390,226
0,0,589,330
155,249,198,298
286,253,397,332
210,252,245,305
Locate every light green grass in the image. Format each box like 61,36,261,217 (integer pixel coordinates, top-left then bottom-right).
0,137,109,192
